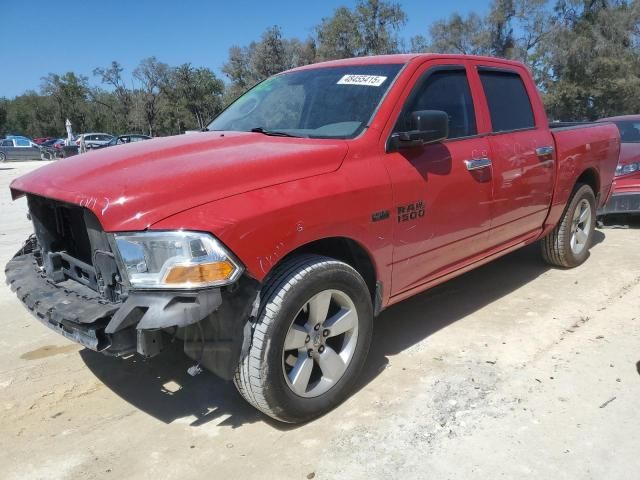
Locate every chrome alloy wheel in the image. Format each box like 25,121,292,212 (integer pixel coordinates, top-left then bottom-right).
570,198,592,255
282,289,359,398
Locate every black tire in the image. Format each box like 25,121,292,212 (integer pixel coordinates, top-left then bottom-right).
233,254,373,423
0,152,6,162
541,183,597,267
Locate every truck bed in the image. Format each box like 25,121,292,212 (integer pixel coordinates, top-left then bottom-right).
544,121,620,230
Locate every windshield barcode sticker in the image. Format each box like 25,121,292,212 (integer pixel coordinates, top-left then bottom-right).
337,75,388,87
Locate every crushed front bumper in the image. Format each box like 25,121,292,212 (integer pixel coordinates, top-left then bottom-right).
5,253,124,352
599,192,640,215
5,252,260,379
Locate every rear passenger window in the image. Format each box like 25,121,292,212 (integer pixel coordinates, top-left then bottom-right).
479,70,535,132
398,69,477,139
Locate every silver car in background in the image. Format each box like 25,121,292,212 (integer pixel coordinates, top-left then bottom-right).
75,133,114,149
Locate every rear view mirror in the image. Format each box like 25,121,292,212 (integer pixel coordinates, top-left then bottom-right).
389,110,449,150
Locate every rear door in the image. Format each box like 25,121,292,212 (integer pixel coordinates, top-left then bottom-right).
473,64,555,245
385,62,494,296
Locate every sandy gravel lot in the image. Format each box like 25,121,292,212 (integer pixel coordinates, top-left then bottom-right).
1,161,639,480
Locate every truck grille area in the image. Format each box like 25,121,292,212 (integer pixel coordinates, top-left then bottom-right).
27,194,126,303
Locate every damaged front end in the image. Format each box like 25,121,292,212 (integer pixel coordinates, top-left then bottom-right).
5,194,260,380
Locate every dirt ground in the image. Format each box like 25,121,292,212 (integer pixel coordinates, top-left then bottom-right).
1,161,639,480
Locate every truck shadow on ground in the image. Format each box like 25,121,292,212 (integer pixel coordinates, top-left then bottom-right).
81,232,606,431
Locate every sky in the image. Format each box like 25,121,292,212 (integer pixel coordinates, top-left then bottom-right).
0,0,487,98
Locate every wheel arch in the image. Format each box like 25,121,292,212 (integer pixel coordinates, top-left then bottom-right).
576,167,600,197
263,236,380,311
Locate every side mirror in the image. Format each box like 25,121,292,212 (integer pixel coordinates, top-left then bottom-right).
389,110,449,150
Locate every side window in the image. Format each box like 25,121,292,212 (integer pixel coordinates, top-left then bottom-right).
479,70,535,132
15,138,30,147
1,140,13,147
396,69,477,139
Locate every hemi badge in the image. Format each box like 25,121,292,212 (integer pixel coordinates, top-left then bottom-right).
371,210,390,222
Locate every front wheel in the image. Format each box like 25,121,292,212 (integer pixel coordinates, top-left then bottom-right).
233,255,373,423
541,183,596,267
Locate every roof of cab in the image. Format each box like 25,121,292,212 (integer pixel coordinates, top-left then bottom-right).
286,53,528,73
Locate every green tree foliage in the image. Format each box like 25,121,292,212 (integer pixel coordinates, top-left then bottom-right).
222,26,316,101
40,72,90,132
93,61,133,131
133,57,171,136
418,12,490,55
3,0,640,137
316,7,363,59
418,0,550,64
543,0,640,120
168,64,225,129
222,1,405,99
0,98,8,135
316,0,407,59
3,93,58,137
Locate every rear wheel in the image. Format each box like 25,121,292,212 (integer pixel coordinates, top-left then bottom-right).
0,152,6,162
541,183,596,267
233,255,373,423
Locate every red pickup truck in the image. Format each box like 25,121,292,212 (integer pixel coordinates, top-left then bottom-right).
6,54,619,423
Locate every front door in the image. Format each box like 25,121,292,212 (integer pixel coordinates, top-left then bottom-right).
385,65,494,296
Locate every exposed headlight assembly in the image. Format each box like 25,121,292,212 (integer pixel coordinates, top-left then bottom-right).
113,231,242,289
616,161,640,177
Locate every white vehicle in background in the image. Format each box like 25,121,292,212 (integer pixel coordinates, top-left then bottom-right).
75,133,114,149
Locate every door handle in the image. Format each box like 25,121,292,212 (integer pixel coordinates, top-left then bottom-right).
535,146,554,157
464,158,492,171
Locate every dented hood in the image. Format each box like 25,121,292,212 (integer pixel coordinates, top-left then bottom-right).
11,131,348,231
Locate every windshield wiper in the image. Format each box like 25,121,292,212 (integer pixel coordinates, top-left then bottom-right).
250,127,303,138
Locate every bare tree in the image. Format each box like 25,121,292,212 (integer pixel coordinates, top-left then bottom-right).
93,61,133,130
133,57,170,136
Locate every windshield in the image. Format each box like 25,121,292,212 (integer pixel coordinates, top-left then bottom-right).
208,64,403,139
614,120,640,143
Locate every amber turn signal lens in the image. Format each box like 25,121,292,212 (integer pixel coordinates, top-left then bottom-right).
164,261,236,285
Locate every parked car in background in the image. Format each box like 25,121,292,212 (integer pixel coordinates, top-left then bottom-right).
40,138,63,148
92,134,152,150
598,115,640,215
33,137,55,145
40,139,79,160
75,133,114,149
0,137,42,162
